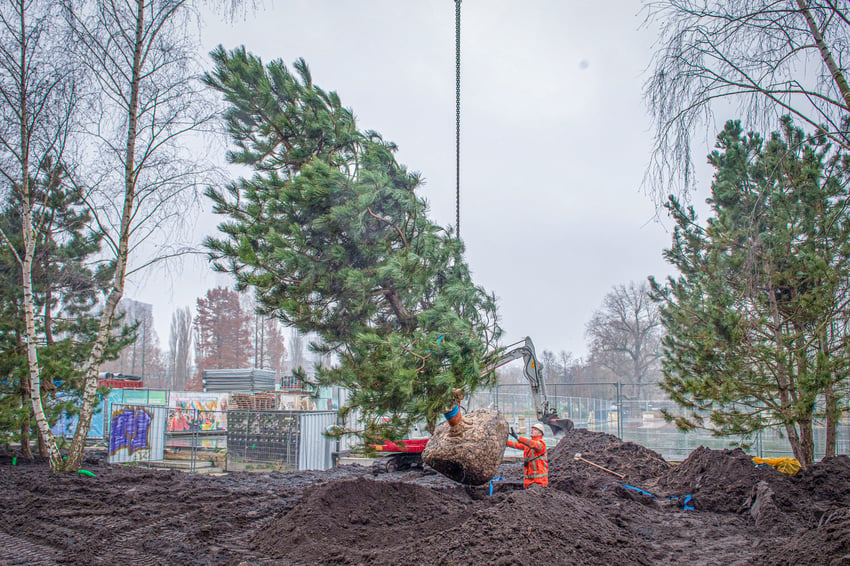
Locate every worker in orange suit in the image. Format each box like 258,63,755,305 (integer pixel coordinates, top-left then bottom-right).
507,422,548,488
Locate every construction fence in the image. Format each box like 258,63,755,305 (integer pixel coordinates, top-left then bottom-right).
57,389,335,473
468,382,850,461
85,384,850,472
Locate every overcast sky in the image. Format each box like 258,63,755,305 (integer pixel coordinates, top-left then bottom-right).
129,1,704,360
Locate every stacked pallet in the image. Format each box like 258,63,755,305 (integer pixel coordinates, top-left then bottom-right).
230,392,277,410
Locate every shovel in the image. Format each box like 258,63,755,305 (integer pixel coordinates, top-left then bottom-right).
574,453,625,478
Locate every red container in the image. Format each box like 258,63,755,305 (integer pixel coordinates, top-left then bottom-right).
373,438,429,453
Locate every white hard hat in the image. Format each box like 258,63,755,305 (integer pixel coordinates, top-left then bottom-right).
531,423,545,434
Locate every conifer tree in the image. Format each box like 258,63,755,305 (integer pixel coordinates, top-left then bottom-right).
0,163,128,457
203,47,500,440
194,287,253,375
651,118,850,467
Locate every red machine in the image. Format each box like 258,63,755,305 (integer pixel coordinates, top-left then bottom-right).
98,373,144,389
371,438,429,473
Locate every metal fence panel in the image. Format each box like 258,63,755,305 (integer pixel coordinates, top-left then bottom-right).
103,389,170,439
107,403,167,464
298,411,336,471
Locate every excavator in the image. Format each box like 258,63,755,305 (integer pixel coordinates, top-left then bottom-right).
488,336,574,436
372,336,573,473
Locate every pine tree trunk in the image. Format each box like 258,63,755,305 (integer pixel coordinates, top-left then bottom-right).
20,419,32,459
799,419,814,467
787,419,815,469
824,386,837,458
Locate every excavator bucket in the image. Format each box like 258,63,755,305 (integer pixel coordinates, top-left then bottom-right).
545,417,574,436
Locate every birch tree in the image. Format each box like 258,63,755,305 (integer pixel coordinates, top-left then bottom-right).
0,0,80,469
2,0,246,472
644,0,850,198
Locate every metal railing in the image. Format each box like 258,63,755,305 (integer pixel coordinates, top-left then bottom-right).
468,382,850,461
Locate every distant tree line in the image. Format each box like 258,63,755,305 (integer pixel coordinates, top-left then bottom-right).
495,281,664,403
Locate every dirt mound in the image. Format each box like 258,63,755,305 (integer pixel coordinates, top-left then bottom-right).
254,478,471,562
397,488,653,566
655,446,790,513
754,507,850,566
3,438,850,564
548,428,671,496
768,455,850,526
256,477,653,565
792,455,850,504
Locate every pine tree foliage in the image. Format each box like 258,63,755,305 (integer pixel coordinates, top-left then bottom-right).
651,117,850,467
0,165,128,456
203,47,500,440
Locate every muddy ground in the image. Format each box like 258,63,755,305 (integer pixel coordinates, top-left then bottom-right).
1,428,849,565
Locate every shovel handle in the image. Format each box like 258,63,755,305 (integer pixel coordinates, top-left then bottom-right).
577,456,625,479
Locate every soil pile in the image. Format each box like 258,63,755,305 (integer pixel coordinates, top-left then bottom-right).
548,428,671,496
756,507,850,566
2,432,850,565
254,478,471,562
255,478,653,565
654,446,791,513
768,454,850,526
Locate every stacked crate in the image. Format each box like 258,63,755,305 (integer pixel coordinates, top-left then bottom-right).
230,392,277,410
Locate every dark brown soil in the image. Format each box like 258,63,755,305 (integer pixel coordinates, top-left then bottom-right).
1,430,848,565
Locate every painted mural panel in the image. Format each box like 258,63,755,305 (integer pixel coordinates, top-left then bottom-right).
167,392,229,433
107,404,166,463
102,389,169,439
50,396,106,438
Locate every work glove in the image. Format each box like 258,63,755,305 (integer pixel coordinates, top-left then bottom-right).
509,427,518,440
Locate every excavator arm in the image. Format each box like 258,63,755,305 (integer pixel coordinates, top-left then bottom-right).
487,337,574,435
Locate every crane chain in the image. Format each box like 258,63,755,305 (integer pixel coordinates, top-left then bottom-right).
455,0,461,239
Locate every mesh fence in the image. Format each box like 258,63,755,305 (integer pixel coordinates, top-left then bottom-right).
468,383,850,461
163,409,228,473
92,385,849,470
225,410,301,472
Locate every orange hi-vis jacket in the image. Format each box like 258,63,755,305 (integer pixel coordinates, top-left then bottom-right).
507,436,548,488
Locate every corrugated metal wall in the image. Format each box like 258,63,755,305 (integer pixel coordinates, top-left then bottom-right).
298,411,336,471
107,404,167,464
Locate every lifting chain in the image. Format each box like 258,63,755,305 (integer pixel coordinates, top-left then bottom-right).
455,0,461,239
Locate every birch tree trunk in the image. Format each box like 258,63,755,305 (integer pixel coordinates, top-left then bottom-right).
9,0,63,470
63,0,144,471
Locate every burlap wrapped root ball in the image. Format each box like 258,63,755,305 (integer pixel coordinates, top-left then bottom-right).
422,408,508,485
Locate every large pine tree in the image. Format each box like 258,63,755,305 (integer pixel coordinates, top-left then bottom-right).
651,118,850,467
203,47,500,440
